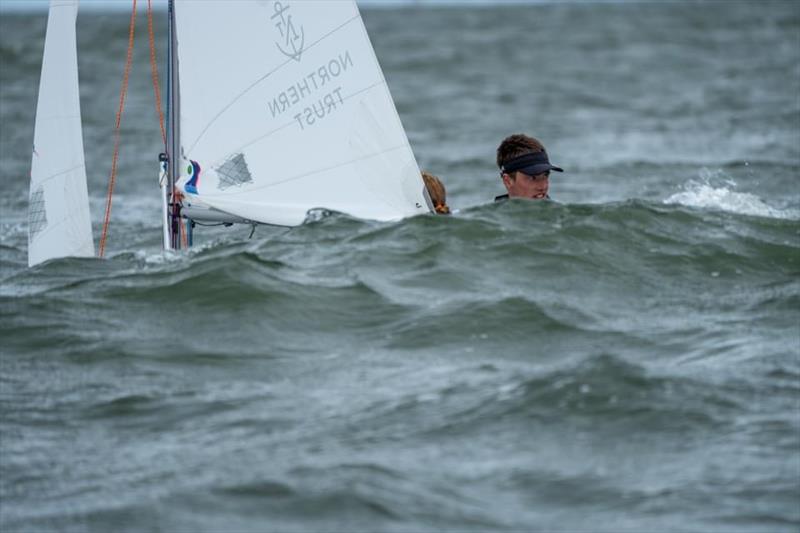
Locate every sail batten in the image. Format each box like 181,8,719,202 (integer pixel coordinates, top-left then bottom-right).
28,0,94,267
175,0,430,227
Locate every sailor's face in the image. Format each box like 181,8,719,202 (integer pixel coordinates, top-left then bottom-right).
503,171,549,199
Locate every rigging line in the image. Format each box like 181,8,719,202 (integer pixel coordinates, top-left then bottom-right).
165,0,171,151
190,221,228,227
147,0,166,148
98,0,137,258
185,13,361,154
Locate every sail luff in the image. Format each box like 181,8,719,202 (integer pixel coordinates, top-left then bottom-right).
28,0,94,267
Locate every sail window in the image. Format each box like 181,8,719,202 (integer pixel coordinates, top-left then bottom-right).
28,186,48,240
215,153,253,190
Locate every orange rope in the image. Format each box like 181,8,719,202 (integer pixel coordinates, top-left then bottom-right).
180,210,188,248
146,0,166,147
99,0,137,258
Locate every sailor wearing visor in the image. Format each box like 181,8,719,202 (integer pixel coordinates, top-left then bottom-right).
495,134,563,201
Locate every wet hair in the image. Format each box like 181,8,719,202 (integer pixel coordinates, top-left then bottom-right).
496,134,545,170
421,171,450,215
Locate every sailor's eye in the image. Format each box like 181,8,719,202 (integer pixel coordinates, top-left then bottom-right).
187,165,193,175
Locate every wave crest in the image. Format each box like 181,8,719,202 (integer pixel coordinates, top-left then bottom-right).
664,178,798,220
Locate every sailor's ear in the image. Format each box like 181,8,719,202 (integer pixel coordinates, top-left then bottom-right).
501,172,514,190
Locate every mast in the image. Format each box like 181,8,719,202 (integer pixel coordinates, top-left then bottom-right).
164,0,181,250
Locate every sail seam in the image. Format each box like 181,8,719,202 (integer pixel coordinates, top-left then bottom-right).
185,13,362,153
29,208,93,243
30,164,85,187
216,78,388,168
202,144,409,197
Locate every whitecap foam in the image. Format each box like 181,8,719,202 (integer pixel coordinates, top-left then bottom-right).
131,248,187,265
664,178,799,220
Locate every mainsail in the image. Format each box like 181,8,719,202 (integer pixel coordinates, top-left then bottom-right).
174,0,431,226
28,0,94,267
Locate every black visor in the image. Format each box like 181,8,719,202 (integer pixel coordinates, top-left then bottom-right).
500,151,563,176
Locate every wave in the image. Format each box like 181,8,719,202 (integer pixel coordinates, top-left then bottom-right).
347,354,746,445
665,179,799,220
2,198,796,367
3,198,797,299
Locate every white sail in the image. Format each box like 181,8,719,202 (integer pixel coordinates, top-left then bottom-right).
174,0,431,226
28,0,94,267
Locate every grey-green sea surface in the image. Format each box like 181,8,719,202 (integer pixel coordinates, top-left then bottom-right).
1,2,799,531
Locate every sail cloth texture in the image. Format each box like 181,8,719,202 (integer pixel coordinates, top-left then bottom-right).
174,0,431,226
28,0,94,267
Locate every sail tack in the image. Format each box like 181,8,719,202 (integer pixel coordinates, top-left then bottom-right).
28,0,94,267
174,0,431,226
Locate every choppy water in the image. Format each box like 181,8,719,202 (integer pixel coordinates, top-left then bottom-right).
1,2,799,531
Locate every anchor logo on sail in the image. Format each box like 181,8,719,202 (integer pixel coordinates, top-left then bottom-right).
271,1,305,62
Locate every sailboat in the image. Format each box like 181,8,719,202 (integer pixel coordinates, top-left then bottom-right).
28,0,433,267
